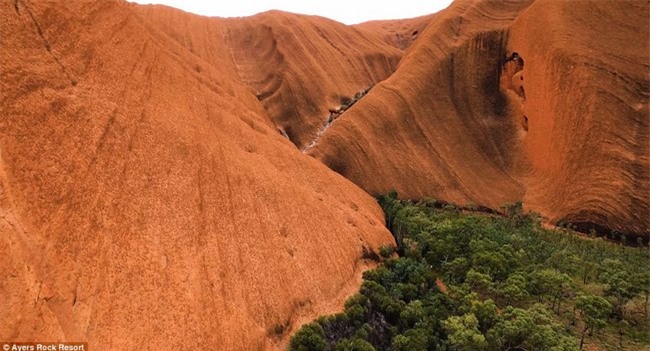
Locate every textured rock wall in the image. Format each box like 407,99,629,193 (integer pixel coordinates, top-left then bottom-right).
0,1,393,350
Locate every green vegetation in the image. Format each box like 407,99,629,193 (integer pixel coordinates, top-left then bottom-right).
288,194,650,351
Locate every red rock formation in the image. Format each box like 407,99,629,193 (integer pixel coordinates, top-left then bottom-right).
0,1,393,350
310,0,533,209
134,5,403,149
508,0,649,237
354,14,434,50
310,0,649,237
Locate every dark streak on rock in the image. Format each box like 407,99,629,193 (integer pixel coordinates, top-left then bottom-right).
20,0,77,86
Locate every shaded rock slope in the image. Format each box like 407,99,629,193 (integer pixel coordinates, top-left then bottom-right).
0,0,648,350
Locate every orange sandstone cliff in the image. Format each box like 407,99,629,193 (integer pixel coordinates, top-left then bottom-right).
508,0,649,236
1,0,648,350
0,1,394,350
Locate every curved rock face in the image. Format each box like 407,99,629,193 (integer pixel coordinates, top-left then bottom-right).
135,5,403,149
310,0,534,209
310,0,649,237
0,1,393,350
508,0,649,237
354,15,434,50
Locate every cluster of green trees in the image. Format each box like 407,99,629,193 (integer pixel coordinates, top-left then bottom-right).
288,194,649,351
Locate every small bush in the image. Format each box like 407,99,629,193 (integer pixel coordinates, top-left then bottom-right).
288,323,327,351
379,245,394,259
